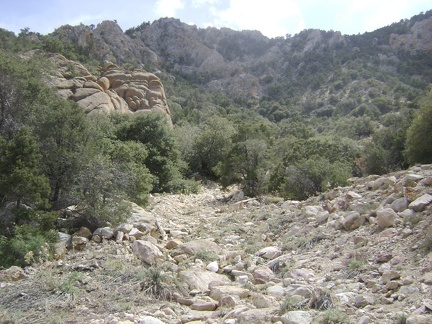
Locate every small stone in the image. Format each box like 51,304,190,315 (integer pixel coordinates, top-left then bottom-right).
421,272,432,285
354,294,375,308
252,266,274,284
165,239,181,249
209,285,250,301
115,223,133,234
93,227,114,239
251,293,279,308
138,316,165,324
72,236,89,251
190,300,218,311
376,254,392,263
116,230,125,243
235,275,249,284
382,270,401,284
73,227,92,239
385,281,400,291
359,316,371,324
342,211,365,230
219,295,238,307
256,246,282,259
354,236,368,247
281,310,312,324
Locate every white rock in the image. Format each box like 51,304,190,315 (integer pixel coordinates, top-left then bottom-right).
409,194,432,212
206,261,219,273
267,284,289,297
281,310,312,324
178,269,230,291
93,227,114,239
115,223,134,234
257,246,282,259
139,316,165,324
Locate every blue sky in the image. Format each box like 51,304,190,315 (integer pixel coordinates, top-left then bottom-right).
1,0,431,38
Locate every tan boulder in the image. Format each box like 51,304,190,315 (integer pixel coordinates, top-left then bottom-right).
131,240,165,265
252,266,274,284
376,208,398,229
178,269,230,292
97,76,110,91
0,266,28,282
209,285,250,301
342,211,365,230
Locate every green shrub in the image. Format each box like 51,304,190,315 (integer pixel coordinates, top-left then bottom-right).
405,92,432,164
140,267,177,300
194,250,219,262
317,308,348,323
0,224,57,267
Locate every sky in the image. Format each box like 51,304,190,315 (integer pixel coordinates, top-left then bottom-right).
0,0,431,38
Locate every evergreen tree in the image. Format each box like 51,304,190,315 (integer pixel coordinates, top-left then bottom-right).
406,93,432,164
0,126,50,208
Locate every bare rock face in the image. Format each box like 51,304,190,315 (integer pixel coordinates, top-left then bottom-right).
46,54,172,124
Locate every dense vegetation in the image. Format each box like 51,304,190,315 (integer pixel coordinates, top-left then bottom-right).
0,51,197,267
1,11,432,266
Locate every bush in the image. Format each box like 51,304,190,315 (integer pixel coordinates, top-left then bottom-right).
140,266,178,301
405,93,432,164
0,224,57,267
278,156,352,200
317,308,348,324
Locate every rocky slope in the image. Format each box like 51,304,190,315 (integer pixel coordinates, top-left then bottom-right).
1,165,432,323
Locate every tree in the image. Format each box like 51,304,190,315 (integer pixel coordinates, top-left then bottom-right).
192,116,235,177
115,112,183,192
34,99,92,208
0,127,50,208
406,93,432,164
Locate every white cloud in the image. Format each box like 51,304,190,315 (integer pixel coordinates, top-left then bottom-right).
209,0,305,37
155,0,185,17
335,0,430,34
191,0,220,7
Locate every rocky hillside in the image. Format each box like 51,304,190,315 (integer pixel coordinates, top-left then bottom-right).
1,165,432,323
45,11,432,115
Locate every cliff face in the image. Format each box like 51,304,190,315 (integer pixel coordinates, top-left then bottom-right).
46,53,172,123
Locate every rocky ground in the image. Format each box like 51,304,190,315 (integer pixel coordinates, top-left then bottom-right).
1,165,432,324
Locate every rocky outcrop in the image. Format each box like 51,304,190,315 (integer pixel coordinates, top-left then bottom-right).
389,15,432,52
46,54,172,123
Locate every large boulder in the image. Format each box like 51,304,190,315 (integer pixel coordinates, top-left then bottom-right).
131,240,165,265
376,208,398,229
178,269,230,291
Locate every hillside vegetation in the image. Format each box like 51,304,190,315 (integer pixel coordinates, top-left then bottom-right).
0,10,432,268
